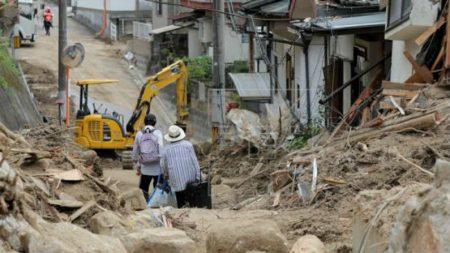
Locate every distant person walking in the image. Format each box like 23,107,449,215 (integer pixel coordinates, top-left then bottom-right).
132,114,164,201
161,125,201,208
43,7,53,36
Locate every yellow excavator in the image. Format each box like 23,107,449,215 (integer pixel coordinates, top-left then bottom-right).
74,60,189,169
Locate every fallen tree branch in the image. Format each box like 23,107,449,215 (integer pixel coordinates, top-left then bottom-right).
0,122,31,148
395,149,434,177
236,167,271,188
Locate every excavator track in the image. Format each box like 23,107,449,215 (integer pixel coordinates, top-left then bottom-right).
121,150,134,170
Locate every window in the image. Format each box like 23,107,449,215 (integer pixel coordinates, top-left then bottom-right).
241,34,249,43
387,0,412,30
157,0,163,15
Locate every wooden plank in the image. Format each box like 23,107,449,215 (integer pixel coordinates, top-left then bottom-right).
381,81,428,91
415,16,446,46
403,51,434,84
326,69,383,143
69,200,96,222
404,72,425,83
382,89,417,99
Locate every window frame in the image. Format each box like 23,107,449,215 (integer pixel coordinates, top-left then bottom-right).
386,0,412,31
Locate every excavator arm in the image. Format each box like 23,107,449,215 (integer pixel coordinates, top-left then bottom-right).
125,60,189,136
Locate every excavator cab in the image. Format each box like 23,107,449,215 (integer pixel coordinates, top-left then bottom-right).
75,79,119,119
74,80,131,150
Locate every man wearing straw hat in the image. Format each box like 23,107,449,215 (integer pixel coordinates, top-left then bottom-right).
161,125,201,208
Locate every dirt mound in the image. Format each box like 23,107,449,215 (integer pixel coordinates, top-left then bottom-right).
202,104,450,249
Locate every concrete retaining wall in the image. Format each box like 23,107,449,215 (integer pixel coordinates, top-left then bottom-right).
0,60,41,130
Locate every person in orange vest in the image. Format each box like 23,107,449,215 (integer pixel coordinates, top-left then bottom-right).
43,7,53,36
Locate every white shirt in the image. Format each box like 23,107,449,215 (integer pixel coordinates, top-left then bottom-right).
132,126,164,176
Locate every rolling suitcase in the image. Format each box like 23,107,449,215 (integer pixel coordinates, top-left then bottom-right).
185,181,212,209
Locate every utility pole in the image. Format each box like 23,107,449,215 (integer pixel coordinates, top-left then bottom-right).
58,0,67,125
211,0,225,144
248,33,254,72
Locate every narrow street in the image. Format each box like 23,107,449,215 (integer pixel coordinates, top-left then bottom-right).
15,5,173,130
14,7,176,190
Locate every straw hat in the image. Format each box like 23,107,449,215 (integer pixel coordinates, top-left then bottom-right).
164,125,186,142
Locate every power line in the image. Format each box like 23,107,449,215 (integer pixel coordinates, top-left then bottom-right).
145,0,290,21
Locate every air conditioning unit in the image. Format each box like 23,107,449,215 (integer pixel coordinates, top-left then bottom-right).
199,18,212,43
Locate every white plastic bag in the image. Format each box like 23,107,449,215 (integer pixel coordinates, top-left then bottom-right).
147,183,177,208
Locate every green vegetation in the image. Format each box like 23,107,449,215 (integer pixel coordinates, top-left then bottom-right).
182,56,213,82
287,122,321,150
0,44,21,91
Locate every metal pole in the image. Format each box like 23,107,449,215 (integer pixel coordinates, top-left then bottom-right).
212,0,225,145
58,0,67,125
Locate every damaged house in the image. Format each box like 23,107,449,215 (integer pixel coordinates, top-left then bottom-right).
237,0,387,128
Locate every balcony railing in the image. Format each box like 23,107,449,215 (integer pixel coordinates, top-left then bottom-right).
133,21,153,41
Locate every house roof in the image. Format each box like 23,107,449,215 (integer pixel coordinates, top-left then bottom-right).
260,0,290,16
149,22,195,35
290,12,385,33
241,0,289,17
228,72,271,101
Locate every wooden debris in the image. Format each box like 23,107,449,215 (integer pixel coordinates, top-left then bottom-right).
47,169,85,182
403,51,434,84
327,69,383,142
389,96,405,115
64,152,116,195
0,122,31,148
250,163,264,177
322,177,347,186
272,192,281,207
48,199,85,209
69,200,96,222
31,177,50,196
236,167,271,188
415,16,446,46
331,112,440,145
395,149,434,177
311,158,318,193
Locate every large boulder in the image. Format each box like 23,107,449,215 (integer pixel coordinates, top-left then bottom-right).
290,235,326,253
120,228,196,253
212,184,236,209
387,159,450,253
89,211,131,236
206,219,289,253
38,222,127,253
119,188,147,211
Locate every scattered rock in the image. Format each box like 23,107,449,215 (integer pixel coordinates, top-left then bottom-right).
212,184,236,209
89,211,130,237
211,175,222,185
206,219,289,253
290,235,326,253
119,188,147,211
40,222,127,253
81,150,98,164
120,228,196,253
387,159,450,253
